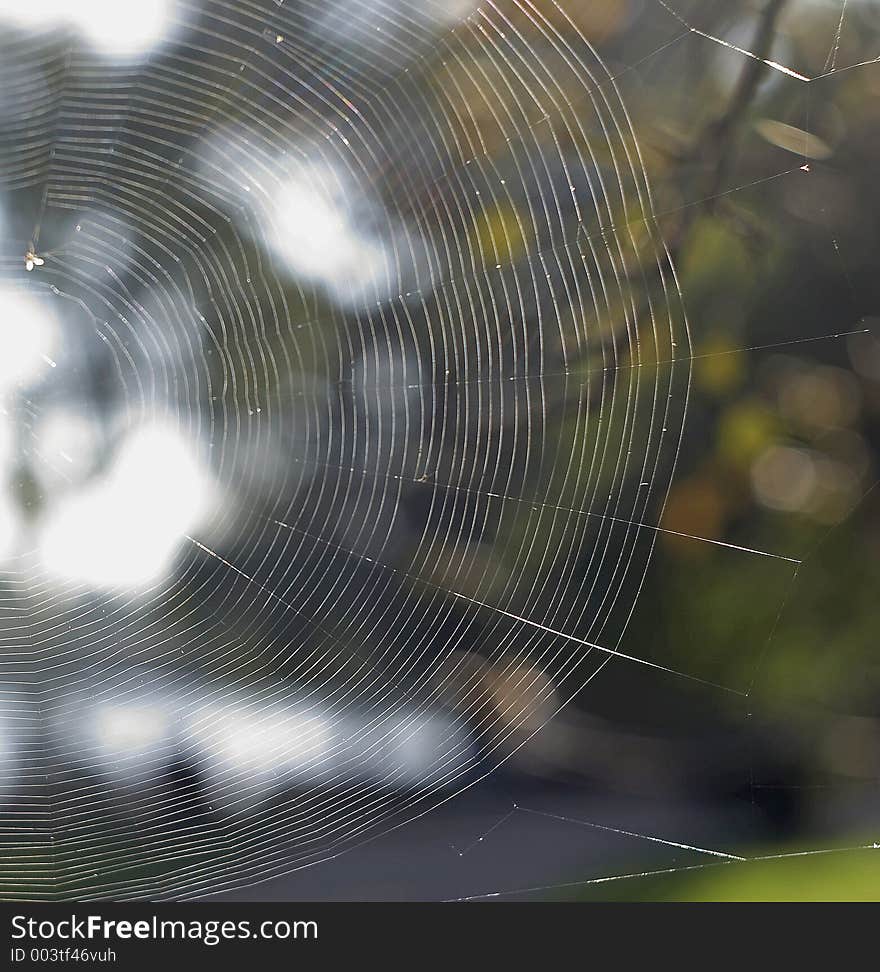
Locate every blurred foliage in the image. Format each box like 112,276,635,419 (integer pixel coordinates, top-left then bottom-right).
575,841,880,902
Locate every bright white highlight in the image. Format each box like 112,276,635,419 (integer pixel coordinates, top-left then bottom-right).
0,420,16,563
0,289,58,394
184,702,475,813
188,705,332,777
94,704,170,753
0,0,173,56
72,700,177,783
349,713,475,788
269,161,392,305
40,422,215,588
0,493,17,565
186,704,333,812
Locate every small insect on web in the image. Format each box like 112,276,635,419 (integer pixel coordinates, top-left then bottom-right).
24,245,44,272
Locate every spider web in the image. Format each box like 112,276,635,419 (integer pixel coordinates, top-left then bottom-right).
0,0,876,900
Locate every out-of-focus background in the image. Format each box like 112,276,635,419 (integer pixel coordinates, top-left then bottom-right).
0,0,878,901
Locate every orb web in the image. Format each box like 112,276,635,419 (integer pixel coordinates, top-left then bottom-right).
0,0,690,899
